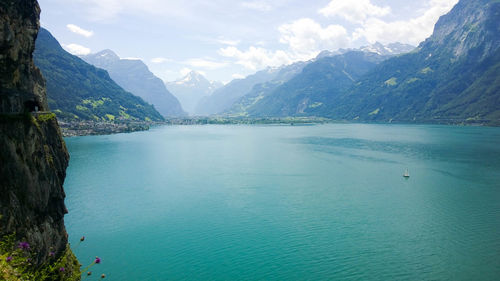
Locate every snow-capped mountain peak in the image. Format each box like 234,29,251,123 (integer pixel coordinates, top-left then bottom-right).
166,71,223,114
174,71,207,86
360,42,415,56
317,42,415,59
93,49,120,61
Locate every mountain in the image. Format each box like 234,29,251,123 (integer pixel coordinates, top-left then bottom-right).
323,0,500,124
224,61,308,116
166,71,222,115
34,28,163,122
360,42,416,56
228,42,409,117
241,0,499,124
82,50,185,117
316,42,415,59
196,63,306,115
200,42,412,117
243,51,387,117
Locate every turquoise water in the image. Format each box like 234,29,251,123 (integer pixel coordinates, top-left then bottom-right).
64,124,500,280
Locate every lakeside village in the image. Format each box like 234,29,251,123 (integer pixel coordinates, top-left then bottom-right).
58,116,331,136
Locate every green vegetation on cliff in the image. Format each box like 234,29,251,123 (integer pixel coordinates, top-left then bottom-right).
0,235,80,281
34,28,164,122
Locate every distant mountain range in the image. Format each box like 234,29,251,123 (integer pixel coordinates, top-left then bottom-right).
317,42,415,59
216,42,412,117
82,50,185,117
225,61,308,116
34,28,164,122
33,0,500,125
240,51,387,117
195,62,308,115
165,71,222,115
220,0,499,124
310,0,500,123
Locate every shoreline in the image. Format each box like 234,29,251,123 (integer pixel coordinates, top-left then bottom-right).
58,116,499,137
59,120,152,137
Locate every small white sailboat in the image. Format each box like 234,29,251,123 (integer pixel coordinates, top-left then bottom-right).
403,168,410,178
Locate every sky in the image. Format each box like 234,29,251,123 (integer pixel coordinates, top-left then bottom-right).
38,0,458,83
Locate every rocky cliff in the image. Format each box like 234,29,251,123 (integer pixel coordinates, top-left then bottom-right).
0,1,77,279
0,0,46,113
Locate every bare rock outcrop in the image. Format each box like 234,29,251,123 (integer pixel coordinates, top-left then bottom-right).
0,0,71,268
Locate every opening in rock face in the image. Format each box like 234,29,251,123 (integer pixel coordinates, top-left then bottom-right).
24,99,40,112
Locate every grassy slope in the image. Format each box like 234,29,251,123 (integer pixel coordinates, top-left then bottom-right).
34,28,163,122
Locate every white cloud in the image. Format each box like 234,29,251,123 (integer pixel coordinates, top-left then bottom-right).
215,38,240,46
219,18,351,71
232,73,245,79
219,46,292,70
69,0,459,82
184,58,228,69
352,0,458,45
66,24,94,37
278,18,350,59
319,0,391,23
63,43,91,55
69,0,198,22
219,0,457,73
121,57,142,60
151,57,172,64
241,1,272,12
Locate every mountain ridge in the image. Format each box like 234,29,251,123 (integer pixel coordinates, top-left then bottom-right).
198,42,415,116
242,51,387,117
233,0,499,124
195,67,286,115
34,28,164,122
82,49,186,117
323,0,500,124
317,42,415,59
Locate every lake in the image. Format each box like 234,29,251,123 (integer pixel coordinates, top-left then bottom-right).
64,124,500,280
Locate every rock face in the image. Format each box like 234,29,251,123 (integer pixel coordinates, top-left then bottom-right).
427,0,500,60
0,0,46,113
0,0,70,267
